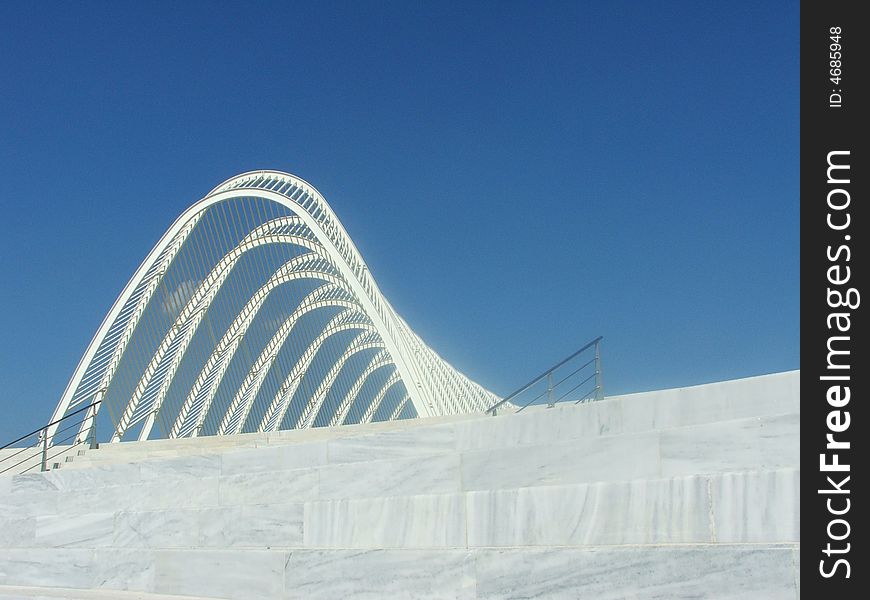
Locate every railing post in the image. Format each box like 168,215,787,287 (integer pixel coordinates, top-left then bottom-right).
594,338,603,401
482,335,603,415
547,371,554,408
40,428,48,472
89,413,98,450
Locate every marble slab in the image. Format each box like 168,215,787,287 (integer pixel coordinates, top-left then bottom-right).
91,548,155,592
198,503,304,548
304,493,465,548
33,513,114,548
8,475,58,496
219,441,327,477
0,518,34,547
152,549,285,600
0,549,96,588
325,424,456,465
218,468,318,506
467,474,711,547
57,478,219,515
455,400,624,453
473,545,798,599
659,414,798,478
0,492,57,520
613,370,799,435
43,464,142,493
317,454,461,500
757,413,801,469
460,431,660,492
113,510,200,549
139,454,222,481
792,547,800,598
283,549,475,600
710,468,800,543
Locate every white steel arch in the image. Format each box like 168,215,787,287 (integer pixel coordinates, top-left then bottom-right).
48,171,499,445
359,371,403,425
176,282,359,436
329,349,394,427
259,313,380,434
296,333,385,430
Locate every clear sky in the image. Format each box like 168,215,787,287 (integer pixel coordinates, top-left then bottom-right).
0,1,798,442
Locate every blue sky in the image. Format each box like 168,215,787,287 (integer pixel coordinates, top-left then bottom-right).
0,1,798,442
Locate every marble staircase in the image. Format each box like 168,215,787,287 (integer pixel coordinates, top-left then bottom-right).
0,371,800,599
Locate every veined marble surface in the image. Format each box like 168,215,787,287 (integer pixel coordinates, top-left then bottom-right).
711,468,800,543
659,414,798,478
610,370,799,435
460,430,660,492
91,548,155,591
792,547,800,597
0,491,57,520
56,478,220,516
0,518,34,547
455,398,623,453
0,372,799,599
284,549,476,600
113,510,201,549
139,455,221,481
43,464,142,493
2,468,800,552
7,476,58,496
304,493,465,548
0,539,801,598
198,504,304,548
217,469,318,506
459,371,799,455
152,549,284,600
0,549,96,589
467,475,710,547
325,424,457,465
317,453,461,499
219,442,327,477
33,513,113,548
473,545,798,599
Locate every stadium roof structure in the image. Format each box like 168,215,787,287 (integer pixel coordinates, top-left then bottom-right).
47,171,498,445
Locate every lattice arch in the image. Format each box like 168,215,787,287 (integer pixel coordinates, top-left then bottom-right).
47,171,499,444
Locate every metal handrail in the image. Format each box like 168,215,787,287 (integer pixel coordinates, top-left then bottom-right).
486,336,603,415
0,400,101,475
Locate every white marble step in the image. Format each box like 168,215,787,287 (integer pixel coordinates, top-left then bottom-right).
0,468,799,552
59,411,482,469
0,373,800,599
1,412,798,521
0,446,84,477
462,411,798,492
0,544,799,599
59,370,799,470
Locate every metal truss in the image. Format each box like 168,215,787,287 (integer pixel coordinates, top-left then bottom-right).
47,171,499,444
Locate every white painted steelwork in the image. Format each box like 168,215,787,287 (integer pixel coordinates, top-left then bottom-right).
47,171,498,444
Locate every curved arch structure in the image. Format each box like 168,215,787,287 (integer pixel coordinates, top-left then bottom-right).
47,171,499,445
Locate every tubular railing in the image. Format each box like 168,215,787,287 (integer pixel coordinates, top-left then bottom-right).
0,400,101,475
486,336,603,416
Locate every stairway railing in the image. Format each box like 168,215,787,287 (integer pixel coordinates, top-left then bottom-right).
0,400,101,475
486,336,603,416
